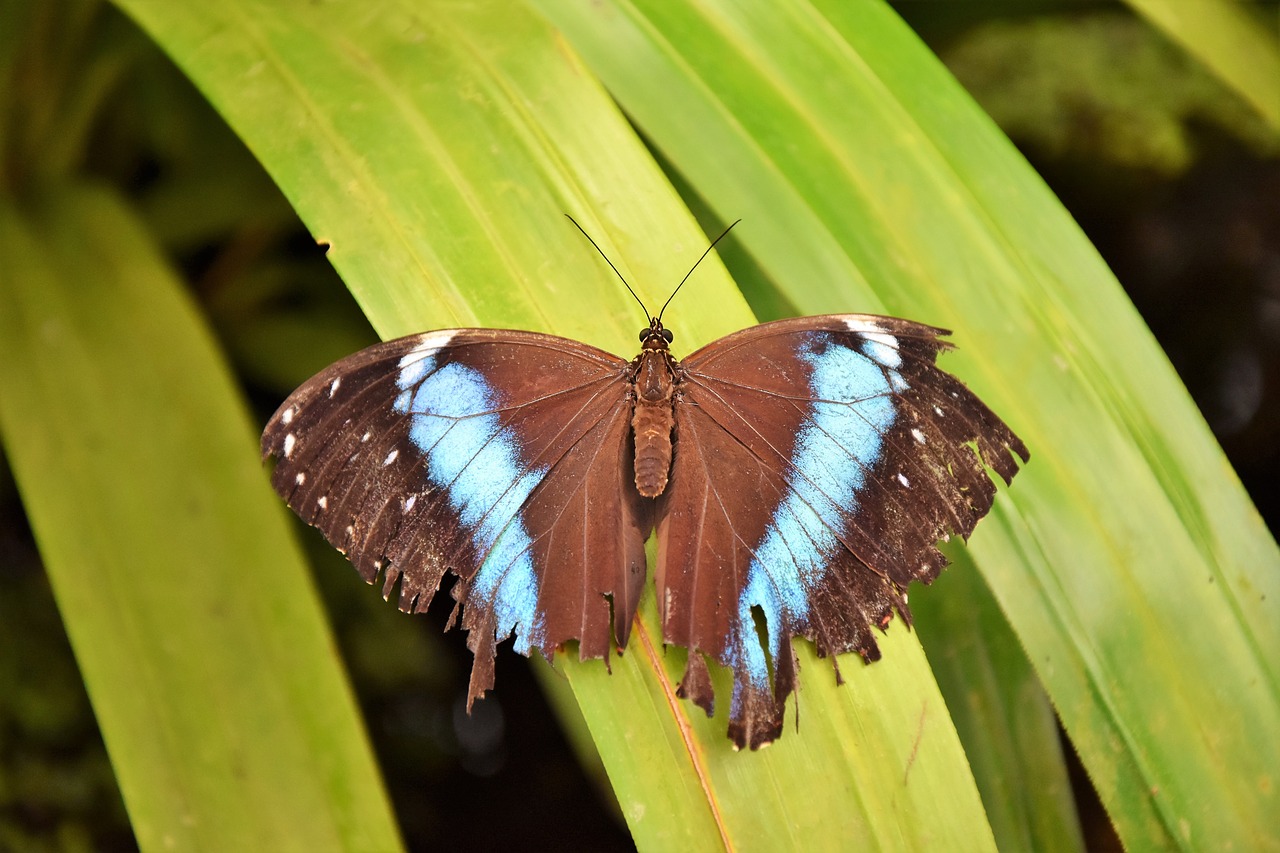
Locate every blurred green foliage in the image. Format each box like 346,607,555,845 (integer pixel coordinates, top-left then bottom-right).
942,10,1278,174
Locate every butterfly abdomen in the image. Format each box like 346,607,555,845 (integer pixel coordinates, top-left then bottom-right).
631,347,677,498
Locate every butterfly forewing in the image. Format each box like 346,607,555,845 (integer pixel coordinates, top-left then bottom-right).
261,329,648,706
664,314,1028,749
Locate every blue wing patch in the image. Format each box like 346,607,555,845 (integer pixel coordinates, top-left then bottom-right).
394,341,547,653
729,330,906,711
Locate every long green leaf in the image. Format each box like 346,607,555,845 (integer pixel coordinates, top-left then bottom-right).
0,184,402,850
914,559,1086,852
536,0,1280,848
675,138,1085,851
112,0,999,848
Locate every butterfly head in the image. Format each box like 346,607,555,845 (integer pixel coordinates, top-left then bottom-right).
564,214,741,357
640,317,674,351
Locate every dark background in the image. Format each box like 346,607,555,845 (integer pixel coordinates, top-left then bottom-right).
1,2,1276,850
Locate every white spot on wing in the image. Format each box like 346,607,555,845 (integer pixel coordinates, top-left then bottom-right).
384,449,399,466
281,407,294,425
866,335,902,368
403,494,417,513
397,330,457,370
361,431,371,443
843,318,901,368
844,317,887,335
898,472,911,488
328,377,341,397
934,405,945,417
911,428,926,444
295,472,306,485
317,496,328,510
283,433,296,457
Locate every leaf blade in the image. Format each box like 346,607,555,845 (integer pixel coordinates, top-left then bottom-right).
535,0,1280,847
0,184,403,851
112,0,1000,847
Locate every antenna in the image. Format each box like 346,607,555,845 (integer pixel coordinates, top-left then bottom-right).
657,219,740,323
565,215,742,322
565,215,651,319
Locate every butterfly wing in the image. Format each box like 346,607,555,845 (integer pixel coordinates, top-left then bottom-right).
260,329,649,705
658,314,1028,749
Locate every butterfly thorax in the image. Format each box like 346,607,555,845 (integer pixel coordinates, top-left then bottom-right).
631,321,679,499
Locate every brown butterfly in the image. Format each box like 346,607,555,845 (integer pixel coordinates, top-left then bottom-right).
262,225,1026,749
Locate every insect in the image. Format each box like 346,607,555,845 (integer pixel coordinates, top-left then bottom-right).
261,222,1027,750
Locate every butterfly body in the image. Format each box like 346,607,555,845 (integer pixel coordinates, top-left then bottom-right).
263,313,1027,749
629,324,678,498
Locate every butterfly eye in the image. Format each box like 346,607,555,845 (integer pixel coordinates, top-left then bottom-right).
662,329,674,343
638,329,649,343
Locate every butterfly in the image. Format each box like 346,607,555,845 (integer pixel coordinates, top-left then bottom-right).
261,228,1028,750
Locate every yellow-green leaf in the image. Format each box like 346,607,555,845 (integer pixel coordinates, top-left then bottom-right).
537,0,1280,848
112,0,1001,848
0,184,402,851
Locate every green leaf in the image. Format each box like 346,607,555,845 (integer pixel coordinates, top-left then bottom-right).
914,559,1086,852
112,0,998,848
536,0,1280,848
0,184,402,851
96,0,1280,849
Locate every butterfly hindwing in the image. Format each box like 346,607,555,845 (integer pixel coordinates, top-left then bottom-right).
260,329,649,705
662,315,1028,749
